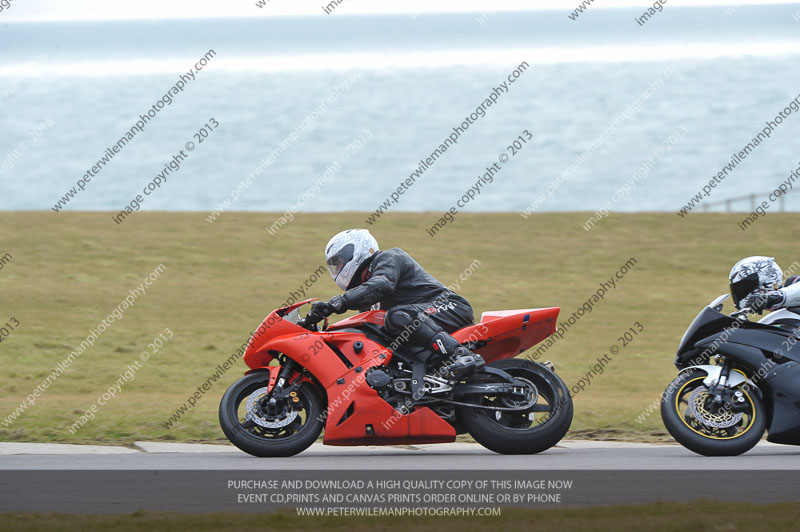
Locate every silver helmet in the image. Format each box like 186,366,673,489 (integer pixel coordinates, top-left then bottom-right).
729,256,783,309
324,229,379,291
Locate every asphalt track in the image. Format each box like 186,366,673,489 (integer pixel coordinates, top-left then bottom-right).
2,440,799,469
2,441,800,512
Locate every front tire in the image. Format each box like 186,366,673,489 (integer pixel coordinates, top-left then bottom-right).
456,359,573,454
660,369,766,456
219,372,325,457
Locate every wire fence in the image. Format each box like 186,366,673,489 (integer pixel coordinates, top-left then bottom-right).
702,189,799,212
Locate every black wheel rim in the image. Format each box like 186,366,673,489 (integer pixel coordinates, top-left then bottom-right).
472,367,563,431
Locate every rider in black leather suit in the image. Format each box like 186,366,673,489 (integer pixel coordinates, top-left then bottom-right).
306,229,484,379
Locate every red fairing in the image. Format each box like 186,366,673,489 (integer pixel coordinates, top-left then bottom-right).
281,298,318,314
242,299,317,369
319,334,455,445
326,310,386,330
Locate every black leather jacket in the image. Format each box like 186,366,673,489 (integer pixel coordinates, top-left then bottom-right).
341,248,467,312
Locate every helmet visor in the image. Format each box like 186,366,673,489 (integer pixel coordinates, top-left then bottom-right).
730,272,760,308
326,243,355,281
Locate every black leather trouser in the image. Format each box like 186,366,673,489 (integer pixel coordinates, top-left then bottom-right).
383,297,474,358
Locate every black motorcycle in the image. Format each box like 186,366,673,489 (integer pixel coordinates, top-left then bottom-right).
661,294,800,456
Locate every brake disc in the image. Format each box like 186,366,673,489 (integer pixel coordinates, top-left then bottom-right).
245,387,299,429
687,387,742,429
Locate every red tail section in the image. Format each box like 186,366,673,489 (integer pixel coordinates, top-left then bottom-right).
453,308,559,363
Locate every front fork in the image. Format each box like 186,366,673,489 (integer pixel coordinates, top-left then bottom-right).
709,357,732,405
708,357,748,412
253,360,302,415
270,359,298,399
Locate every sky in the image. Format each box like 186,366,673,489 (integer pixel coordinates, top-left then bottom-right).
2,0,799,22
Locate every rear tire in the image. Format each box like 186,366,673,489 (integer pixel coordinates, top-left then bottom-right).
219,372,324,457
456,359,573,454
660,369,765,456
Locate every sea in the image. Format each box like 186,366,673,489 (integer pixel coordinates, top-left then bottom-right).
1,4,800,213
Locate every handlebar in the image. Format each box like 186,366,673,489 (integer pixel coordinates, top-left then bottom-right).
730,307,752,320
297,315,328,332
296,317,317,331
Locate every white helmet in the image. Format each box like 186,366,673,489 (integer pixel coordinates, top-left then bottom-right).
729,256,783,309
324,229,379,291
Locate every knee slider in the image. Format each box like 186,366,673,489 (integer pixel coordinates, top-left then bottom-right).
384,308,417,335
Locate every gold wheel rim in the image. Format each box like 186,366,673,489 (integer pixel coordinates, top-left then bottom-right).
675,376,756,441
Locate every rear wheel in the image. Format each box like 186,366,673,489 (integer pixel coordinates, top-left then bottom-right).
660,369,765,456
219,371,324,457
456,359,573,454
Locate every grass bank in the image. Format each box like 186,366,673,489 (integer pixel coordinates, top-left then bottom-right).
2,501,799,531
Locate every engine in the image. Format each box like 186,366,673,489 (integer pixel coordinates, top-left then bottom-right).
365,366,392,390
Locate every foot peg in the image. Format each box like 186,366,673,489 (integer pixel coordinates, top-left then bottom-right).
445,349,485,380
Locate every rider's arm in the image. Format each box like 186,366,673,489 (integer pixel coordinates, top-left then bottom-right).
340,251,402,310
746,282,800,313
776,281,800,308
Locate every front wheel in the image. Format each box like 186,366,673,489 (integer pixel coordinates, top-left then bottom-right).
660,369,766,456
456,359,573,454
219,371,325,457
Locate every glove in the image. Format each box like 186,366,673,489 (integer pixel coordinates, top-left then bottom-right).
306,295,347,323
742,291,785,314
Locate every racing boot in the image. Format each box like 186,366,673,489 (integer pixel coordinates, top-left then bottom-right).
385,307,485,380
430,332,485,380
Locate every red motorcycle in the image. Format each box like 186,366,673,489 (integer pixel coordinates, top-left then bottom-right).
219,299,573,456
